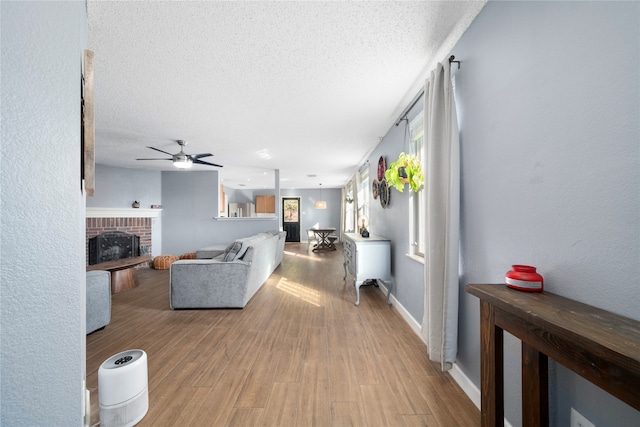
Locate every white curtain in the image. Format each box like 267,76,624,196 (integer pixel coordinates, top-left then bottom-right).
421,61,460,371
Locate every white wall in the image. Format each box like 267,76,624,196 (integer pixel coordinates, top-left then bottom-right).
1,2,88,424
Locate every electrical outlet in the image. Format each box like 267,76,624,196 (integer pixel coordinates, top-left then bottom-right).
571,408,595,427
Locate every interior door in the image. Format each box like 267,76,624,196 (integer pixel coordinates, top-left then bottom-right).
282,197,300,242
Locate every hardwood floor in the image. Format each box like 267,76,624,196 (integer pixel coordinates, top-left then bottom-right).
87,243,479,426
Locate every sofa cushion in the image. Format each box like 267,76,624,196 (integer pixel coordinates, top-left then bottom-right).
223,241,243,262
234,234,269,261
196,244,227,259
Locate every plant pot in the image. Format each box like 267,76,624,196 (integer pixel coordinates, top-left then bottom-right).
398,166,409,183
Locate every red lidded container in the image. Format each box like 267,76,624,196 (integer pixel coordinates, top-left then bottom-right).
505,265,544,292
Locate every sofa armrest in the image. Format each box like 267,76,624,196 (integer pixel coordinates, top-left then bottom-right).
86,270,111,334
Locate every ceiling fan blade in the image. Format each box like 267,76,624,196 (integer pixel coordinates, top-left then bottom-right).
146,146,174,156
192,153,213,159
194,159,223,167
136,158,172,161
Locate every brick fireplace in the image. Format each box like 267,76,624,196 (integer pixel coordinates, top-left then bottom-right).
86,217,152,264
85,207,162,265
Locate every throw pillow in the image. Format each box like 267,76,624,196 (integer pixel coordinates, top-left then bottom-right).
223,241,243,262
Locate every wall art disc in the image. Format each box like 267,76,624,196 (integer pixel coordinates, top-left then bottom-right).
377,156,386,181
379,179,390,208
372,179,379,199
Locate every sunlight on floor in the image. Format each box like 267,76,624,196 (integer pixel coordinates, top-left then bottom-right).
283,250,323,262
276,277,322,306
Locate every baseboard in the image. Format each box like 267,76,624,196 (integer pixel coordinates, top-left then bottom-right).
449,363,480,409
374,284,513,427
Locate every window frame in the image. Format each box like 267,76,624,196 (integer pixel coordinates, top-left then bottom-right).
409,112,425,258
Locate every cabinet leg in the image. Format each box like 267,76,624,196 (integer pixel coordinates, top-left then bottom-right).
355,281,362,306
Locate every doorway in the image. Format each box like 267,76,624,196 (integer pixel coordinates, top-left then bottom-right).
282,197,300,242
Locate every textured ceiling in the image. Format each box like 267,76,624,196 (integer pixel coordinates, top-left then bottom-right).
87,1,485,189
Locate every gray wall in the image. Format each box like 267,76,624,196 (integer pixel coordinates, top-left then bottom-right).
161,171,279,255
87,170,342,251
371,2,639,426
281,188,343,241
88,164,162,209
87,164,163,255
365,109,426,319
1,2,88,425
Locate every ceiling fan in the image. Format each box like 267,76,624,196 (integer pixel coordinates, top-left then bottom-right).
136,140,223,169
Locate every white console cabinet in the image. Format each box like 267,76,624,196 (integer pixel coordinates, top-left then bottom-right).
343,233,392,306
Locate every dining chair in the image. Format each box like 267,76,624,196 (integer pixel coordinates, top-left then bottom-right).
307,229,318,249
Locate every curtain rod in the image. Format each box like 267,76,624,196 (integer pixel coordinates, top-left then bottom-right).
394,55,460,126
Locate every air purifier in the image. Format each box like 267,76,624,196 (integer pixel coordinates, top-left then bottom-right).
98,349,148,427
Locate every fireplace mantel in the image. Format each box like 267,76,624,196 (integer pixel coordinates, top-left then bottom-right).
86,207,162,218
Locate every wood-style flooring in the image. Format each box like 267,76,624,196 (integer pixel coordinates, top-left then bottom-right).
86,242,479,426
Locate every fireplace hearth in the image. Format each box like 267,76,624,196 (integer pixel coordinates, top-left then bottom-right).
89,231,140,265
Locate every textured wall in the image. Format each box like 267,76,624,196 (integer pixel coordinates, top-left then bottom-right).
365,104,426,321
161,171,281,255
451,2,639,426
368,2,639,425
87,164,163,255
281,188,343,240
1,2,87,425
87,164,162,209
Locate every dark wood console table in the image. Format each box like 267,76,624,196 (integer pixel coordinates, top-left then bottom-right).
466,284,640,427
87,255,151,294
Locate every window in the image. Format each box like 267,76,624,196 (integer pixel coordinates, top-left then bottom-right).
409,113,425,257
357,166,370,231
344,181,356,233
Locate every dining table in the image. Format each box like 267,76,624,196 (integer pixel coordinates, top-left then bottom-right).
311,228,337,252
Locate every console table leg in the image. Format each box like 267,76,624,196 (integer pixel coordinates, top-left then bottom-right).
355,280,362,306
480,300,504,427
522,341,549,426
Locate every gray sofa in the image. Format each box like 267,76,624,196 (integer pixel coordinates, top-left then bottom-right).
169,230,286,309
86,270,111,334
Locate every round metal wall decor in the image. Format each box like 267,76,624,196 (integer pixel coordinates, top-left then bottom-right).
372,179,379,199
377,156,386,181
379,179,390,208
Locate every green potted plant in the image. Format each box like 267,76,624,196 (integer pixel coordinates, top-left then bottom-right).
345,193,354,204
384,152,424,192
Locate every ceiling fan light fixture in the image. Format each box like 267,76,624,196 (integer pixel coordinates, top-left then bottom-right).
173,155,193,169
